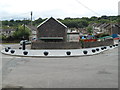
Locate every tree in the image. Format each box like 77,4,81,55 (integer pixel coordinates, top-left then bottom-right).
117,16,120,24
86,26,93,34
0,34,7,40
13,25,31,40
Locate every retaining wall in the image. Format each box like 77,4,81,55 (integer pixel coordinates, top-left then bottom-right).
83,39,114,48
31,39,114,49
31,42,82,49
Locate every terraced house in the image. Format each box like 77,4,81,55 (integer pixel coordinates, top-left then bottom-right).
0,28,16,37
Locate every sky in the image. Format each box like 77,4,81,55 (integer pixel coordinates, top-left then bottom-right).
0,0,120,20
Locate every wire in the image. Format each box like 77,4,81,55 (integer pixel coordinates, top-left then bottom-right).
75,0,101,16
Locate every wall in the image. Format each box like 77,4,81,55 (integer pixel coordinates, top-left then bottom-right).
83,39,114,48
31,39,114,49
67,33,79,42
31,42,82,49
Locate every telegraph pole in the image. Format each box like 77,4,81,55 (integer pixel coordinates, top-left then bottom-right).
23,18,26,40
31,11,33,26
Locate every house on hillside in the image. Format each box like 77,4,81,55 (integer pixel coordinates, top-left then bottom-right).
108,24,120,35
37,17,68,42
92,23,120,35
0,28,16,37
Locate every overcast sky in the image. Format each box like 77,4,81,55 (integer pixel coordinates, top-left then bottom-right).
0,0,119,20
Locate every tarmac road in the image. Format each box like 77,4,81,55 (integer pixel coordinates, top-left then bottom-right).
0,44,119,88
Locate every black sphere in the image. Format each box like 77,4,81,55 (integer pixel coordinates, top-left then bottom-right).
66,51,71,55
5,48,9,52
19,47,22,49
83,50,88,54
8,47,11,49
23,51,28,55
115,44,118,46
44,52,49,56
10,50,15,54
96,48,99,51
101,47,104,50
104,47,107,49
110,46,112,48
92,49,96,53
113,45,115,47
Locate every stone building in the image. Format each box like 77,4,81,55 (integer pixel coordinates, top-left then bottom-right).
37,17,67,42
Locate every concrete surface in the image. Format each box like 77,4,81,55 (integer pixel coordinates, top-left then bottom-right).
1,44,119,88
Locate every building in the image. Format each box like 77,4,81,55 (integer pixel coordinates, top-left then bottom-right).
0,28,16,37
92,23,120,35
25,25,37,41
37,17,68,42
109,24,120,35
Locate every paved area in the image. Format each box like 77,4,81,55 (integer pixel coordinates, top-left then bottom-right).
0,44,119,88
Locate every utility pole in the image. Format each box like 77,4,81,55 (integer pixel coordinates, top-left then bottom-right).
31,11,33,26
23,18,26,40
0,19,2,43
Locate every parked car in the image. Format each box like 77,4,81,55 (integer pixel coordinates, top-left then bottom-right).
20,40,31,45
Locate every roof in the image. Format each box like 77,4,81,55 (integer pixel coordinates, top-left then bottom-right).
37,17,67,28
0,28,16,32
26,25,37,31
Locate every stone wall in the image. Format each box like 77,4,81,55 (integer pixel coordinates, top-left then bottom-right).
83,39,114,48
31,39,114,49
31,42,82,49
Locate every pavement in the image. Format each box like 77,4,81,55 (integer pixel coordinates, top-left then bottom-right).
0,43,119,88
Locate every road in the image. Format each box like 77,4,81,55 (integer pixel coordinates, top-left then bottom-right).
0,43,119,88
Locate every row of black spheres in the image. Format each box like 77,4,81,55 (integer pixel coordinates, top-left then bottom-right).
4,44,118,56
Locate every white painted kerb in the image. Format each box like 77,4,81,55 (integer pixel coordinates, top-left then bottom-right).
1,44,118,57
